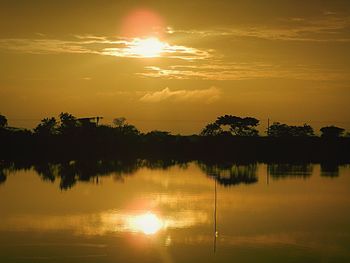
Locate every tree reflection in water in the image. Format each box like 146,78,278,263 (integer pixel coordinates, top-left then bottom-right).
320,162,340,178
0,159,190,190
198,162,258,187
267,163,313,179
0,159,346,189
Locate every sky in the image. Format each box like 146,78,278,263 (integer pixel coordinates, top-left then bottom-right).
1,0,350,134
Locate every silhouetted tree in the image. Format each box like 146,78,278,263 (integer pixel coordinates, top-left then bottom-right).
292,124,314,137
113,117,140,136
59,112,79,135
120,124,140,136
200,123,223,136
268,122,289,137
320,126,345,139
216,115,259,136
113,117,127,127
268,122,314,137
201,115,259,136
0,114,7,128
34,117,58,135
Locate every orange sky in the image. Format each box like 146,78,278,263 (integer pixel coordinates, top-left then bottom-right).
1,0,350,134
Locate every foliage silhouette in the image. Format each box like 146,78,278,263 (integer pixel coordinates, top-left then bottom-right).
200,123,223,136
268,122,314,137
0,114,8,128
59,112,79,135
113,117,127,127
201,115,259,136
320,126,345,139
34,117,58,136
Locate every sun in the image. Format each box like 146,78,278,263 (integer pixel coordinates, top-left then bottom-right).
130,37,165,58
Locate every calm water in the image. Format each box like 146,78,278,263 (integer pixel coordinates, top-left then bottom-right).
1,161,350,263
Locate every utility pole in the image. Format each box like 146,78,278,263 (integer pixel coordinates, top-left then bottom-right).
267,118,270,136
213,179,218,253
266,165,270,185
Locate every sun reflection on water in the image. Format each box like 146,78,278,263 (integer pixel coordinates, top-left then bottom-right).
128,212,164,235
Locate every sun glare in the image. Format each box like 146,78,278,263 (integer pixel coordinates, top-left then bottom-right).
130,38,165,58
129,212,164,235
121,9,165,38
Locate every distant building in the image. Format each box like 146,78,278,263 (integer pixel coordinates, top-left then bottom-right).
77,117,103,127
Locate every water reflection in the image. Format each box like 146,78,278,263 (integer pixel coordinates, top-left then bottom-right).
320,162,340,177
267,163,313,179
0,172,6,184
33,159,141,190
128,212,164,235
0,160,15,185
0,209,208,236
0,159,349,189
1,161,350,262
198,162,258,187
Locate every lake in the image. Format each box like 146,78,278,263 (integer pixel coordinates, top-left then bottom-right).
0,161,350,263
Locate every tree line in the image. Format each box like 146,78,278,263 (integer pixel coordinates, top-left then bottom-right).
1,113,349,162
0,113,348,138
201,114,347,138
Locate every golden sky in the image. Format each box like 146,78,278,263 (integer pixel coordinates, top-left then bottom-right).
1,0,350,134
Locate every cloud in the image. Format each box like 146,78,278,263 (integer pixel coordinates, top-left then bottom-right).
139,87,221,103
168,16,350,42
101,38,210,60
0,35,210,60
2,35,346,82
0,38,94,54
138,63,348,81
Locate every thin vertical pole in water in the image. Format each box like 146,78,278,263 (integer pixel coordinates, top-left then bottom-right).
213,178,217,253
267,118,271,185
